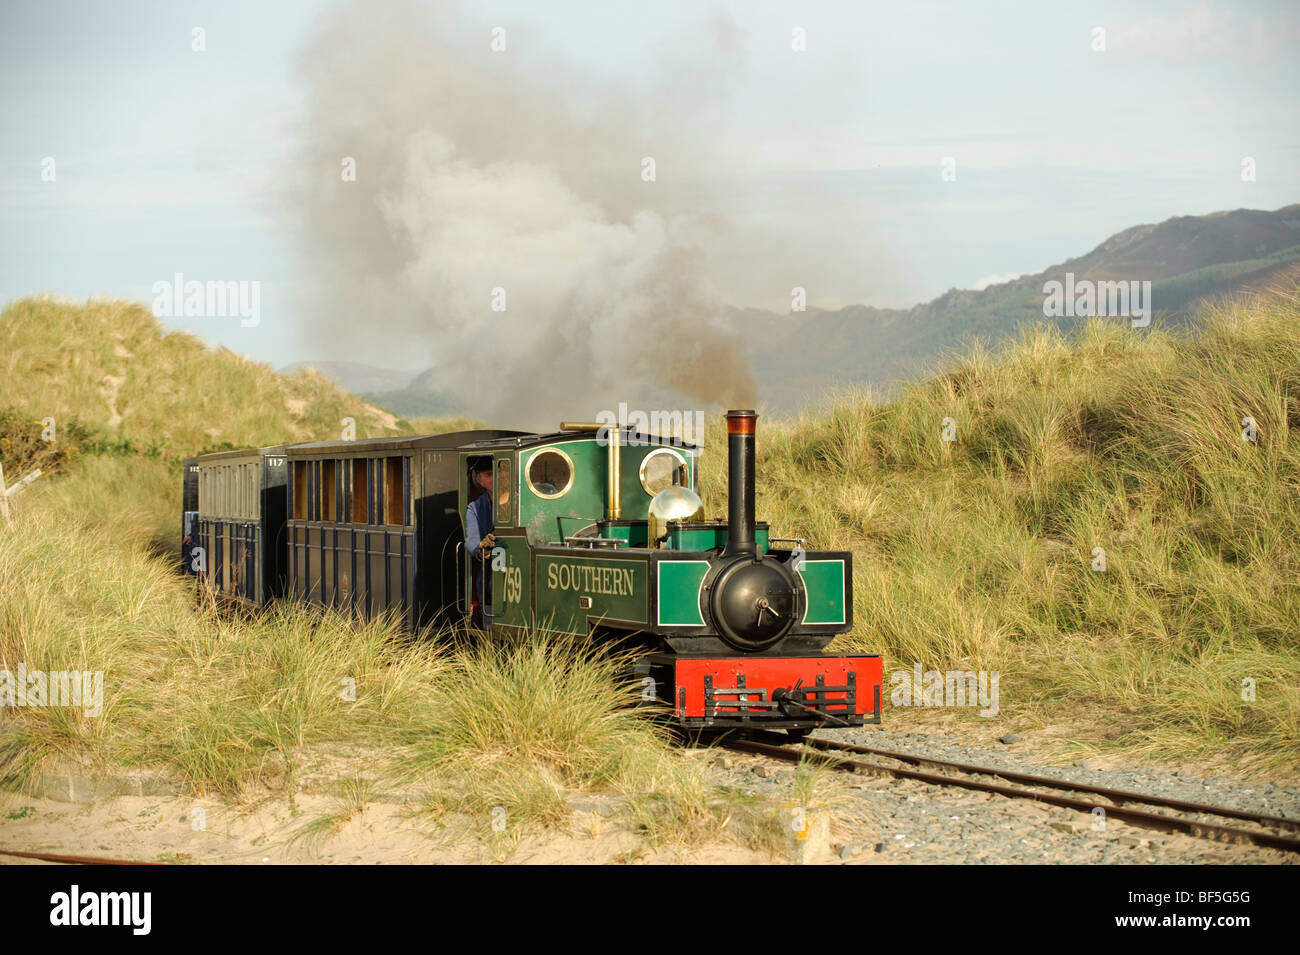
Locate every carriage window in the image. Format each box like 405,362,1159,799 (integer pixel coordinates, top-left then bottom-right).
526,448,573,499
639,448,687,496
384,456,403,525
495,459,512,525
351,459,369,523
322,460,337,522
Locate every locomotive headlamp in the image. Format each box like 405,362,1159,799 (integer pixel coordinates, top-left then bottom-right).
648,485,704,548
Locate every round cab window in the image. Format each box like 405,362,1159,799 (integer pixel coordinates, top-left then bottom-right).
639,448,687,496
527,448,574,499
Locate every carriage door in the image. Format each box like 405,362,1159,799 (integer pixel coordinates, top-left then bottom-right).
414,448,461,627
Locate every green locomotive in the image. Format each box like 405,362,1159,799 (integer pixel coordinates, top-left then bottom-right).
465,410,881,732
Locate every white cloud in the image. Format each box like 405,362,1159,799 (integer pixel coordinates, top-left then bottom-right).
1108,3,1294,61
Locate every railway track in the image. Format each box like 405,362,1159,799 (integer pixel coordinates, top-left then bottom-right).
0,847,164,865
724,732,1300,854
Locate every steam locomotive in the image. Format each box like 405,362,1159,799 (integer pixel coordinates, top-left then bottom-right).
184,410,882,734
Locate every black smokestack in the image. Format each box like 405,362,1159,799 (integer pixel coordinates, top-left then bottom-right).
724,410,757,556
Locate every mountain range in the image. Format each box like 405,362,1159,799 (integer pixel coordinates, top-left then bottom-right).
282,203,1300,414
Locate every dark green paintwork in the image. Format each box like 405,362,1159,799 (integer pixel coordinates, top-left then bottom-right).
798,559,847,625
456,429,847,640
532,551,649,632
491,533,533,629
515,439,605,543
667,523,770,552
656,560,709,626
514,438,697,546
597,522,649,546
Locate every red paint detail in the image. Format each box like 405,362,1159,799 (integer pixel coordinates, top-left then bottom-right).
675,655,883,718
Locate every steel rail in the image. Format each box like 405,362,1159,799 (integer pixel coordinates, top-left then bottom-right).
724,737,1300,854
795,735,1300,831
0,847,165,865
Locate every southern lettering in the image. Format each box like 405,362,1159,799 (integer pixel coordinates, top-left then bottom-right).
546,561,636,597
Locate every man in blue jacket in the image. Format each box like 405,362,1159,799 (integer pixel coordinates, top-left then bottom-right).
466,461,495,628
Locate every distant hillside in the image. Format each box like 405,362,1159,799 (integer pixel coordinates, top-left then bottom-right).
725,203,1300,409
276,361,465,419
1061,205,1300,279
0,297,411,457
359,366,466,418
345,204,1300,416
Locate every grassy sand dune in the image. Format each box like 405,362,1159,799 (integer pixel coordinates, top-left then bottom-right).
700,281,1300,772
0,297,784,852
2,282,1297,863
1,458,772,851
0,296,410,453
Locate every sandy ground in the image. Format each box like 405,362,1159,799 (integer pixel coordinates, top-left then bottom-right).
2,705,1295,866
0,791,779,865
2,756,1293,866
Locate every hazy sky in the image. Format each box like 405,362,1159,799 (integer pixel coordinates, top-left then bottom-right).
2,0,1297,372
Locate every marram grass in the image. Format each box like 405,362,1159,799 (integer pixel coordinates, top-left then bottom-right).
0,296,412,456
3,283,1298,863
701,282,1300,773
0,295,787,852
0,459,761,850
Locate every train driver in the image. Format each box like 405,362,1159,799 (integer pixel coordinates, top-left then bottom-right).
466,459,494,627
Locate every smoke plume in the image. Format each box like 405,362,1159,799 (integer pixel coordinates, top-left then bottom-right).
287,1,756,430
